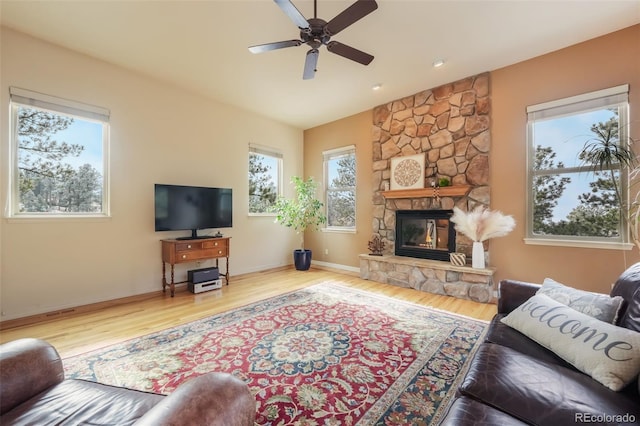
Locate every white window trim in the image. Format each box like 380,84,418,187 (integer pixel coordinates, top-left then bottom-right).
321,226,357,234
8,87,111,219
525,84,630,248
248,143,283,217
323,145,356,232
523,237,633,251
10,87,110,121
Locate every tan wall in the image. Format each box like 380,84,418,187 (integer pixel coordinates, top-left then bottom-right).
303,111,372,269
0,28,303,321
304,24,640,293
2,24,638,321
491,24,640,293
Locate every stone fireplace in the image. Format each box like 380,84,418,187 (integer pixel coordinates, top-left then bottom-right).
371,72,491,259
360,73,496,303
395,210,455,261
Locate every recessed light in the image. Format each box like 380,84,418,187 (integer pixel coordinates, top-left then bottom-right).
432,59,445,68
372,83,382,91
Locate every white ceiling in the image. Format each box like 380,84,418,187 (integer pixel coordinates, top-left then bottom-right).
1,0,639,130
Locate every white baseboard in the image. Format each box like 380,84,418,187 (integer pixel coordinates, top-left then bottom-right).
312,260,360,274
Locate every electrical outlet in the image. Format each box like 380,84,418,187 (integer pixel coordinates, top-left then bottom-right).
324,249,329,255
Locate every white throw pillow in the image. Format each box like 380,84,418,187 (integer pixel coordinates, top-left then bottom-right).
501,293,640,391
538,278,624,324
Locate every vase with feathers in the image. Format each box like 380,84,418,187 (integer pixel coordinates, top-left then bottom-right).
450,206,516,269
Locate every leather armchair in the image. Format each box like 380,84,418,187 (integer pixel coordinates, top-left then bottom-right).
0,338,256,425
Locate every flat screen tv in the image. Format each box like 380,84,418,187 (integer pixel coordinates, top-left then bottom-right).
154,184,232,239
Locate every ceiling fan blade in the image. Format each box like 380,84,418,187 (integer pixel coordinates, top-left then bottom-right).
248,40,302,54
274,0,310,30
326,41,373,65
303,49,319,80
325,0,378,36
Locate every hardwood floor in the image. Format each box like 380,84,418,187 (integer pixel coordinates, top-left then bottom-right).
0,267,497,358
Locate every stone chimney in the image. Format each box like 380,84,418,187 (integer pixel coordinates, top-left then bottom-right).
371,73,491,259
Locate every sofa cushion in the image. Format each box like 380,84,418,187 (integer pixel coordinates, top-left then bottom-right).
485,314,572,368
538,278,624,324
438,396,528,426
0,379,164,425
617,287,640,333
501,293,640,391
611,262,640,330
458,343,640,425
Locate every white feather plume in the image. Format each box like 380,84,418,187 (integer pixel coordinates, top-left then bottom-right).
450,206,515,242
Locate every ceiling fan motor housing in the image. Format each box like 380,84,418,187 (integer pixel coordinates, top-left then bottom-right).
301,18,331,49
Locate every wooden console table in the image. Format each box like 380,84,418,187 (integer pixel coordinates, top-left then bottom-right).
161,237,230,297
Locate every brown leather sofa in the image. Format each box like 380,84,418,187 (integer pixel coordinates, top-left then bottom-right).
0,338,256,425
440,263,640,425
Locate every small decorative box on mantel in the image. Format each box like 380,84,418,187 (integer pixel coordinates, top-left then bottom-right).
449,252,466,266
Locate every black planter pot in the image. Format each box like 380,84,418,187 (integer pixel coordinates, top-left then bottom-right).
293,249,312,271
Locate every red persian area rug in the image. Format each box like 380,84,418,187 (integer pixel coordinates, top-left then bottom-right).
63,282,488,425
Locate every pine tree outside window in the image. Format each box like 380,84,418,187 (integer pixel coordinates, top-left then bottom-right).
324,145,356,230
525,85,631,249
248,144,282,215
9,87,110,217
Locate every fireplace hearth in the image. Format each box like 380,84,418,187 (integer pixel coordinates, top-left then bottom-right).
395,210,455,261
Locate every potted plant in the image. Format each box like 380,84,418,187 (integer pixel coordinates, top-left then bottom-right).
272,176,327,270
578,121,639,248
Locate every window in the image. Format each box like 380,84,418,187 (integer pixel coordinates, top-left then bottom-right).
324,145,356,230
248,144,282,214
526,85,630,248
9,87,110,217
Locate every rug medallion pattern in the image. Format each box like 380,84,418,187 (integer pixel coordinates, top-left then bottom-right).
64,282,487,425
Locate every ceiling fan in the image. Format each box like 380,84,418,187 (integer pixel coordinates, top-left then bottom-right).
248,0,378,80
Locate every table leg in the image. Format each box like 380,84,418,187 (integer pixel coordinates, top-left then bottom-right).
162,261,166,293
226,255,230,285
170,264,175,297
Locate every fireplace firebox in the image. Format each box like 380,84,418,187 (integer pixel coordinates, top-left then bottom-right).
395,210,455,261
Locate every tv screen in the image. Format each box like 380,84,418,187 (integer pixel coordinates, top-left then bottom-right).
154,184,232,239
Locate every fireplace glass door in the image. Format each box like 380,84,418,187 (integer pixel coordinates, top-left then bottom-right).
395,210,455,261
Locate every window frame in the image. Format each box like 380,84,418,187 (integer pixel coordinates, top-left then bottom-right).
248,143,283,216
8,87,110,219
525,84,632,250
323,145,356,232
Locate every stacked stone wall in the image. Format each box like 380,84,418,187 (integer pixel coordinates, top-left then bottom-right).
359,254,494,303
371,73,491,258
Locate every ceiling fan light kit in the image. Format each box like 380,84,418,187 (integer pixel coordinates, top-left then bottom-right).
248,0,378,80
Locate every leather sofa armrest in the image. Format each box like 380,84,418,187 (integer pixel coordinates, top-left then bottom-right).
135,372,256,426
497,280,541,314
0,338,65,414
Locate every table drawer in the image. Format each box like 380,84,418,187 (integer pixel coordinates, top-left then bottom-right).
202,239,227,250
205,246,228,257
175,242,202,251
175,248,227,262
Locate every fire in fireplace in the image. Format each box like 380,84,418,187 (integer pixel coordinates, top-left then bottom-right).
395,210,456,261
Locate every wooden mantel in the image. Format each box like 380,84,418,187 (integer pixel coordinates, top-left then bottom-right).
381,185,471,199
